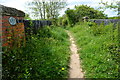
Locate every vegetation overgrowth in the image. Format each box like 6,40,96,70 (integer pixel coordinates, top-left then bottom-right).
69,22,119,78
2,0,120,79
3,26,70,79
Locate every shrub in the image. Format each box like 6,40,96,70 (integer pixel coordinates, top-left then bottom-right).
62,18,68,27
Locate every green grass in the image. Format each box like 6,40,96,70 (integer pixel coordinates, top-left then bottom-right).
3,26,70,79
69,22,119,78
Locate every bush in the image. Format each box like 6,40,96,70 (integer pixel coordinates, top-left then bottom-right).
62,18,68,27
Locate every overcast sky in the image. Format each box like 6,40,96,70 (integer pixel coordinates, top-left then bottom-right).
0,0,118,18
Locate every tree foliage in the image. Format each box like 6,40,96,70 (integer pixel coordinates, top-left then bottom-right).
74,5,107,19
99,0,120,15
65,8,76,26
58,15,68,27
27,0,67,20
65,5,107,27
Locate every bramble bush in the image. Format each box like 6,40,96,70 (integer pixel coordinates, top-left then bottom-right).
2,26,70,79
69,22,119,78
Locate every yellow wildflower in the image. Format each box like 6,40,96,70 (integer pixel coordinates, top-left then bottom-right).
61,68,65,70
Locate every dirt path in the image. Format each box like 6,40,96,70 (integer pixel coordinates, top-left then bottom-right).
66,30,84,78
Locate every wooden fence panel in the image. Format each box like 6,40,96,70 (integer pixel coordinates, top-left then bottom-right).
24,20,52,35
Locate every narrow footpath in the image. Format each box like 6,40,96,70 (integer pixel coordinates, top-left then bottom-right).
66,31,84,78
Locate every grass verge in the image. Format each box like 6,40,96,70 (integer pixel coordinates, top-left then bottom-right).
69,22,119,78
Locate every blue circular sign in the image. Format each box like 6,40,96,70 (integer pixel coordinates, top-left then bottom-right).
9,17,17,25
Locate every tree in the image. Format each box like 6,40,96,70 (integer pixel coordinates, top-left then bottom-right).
58,14,68,27
65,8,76,26
65,5,107,26
99,0,120,16
74,5,107,19
58,17,63,26
27,0,67,20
